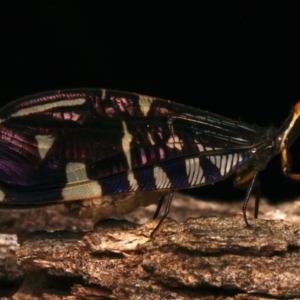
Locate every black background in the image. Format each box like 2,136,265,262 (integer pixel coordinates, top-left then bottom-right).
1,2,300,203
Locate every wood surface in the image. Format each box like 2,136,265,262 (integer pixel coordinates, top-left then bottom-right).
1,193,300,299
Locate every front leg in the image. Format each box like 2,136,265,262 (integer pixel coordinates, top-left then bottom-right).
281,148,300,180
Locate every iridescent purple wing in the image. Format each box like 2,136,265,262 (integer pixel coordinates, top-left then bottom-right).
0,89,264,205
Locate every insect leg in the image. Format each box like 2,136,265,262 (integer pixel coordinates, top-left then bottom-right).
241,170,259,226
254,180,261,219
150,189,174,237
152,195,165,219
281,148,300,180
235,169,259,226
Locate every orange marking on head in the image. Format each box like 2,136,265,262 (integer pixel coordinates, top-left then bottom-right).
294,101,300,117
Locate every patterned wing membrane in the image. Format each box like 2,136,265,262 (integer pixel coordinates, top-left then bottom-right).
0,89,262,204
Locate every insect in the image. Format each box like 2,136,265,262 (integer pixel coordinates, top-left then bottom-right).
0,88,299,234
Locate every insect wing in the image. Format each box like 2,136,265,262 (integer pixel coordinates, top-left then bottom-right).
0,89,261,205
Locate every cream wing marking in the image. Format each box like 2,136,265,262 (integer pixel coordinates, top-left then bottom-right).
167,134,183,151
101,89,106,100
62,162,102,201
226,154,233,174
167,118,183,151
196,143,205,152
0,190,4,202
35,135,55,159
232,153,238,166
220,155,226,176
11,98,86,118
238,153,243,163
147,132,155,145
121,121,138,190
215,155,221,169
138,95,154,116
153,166,171,189
185,157,203,186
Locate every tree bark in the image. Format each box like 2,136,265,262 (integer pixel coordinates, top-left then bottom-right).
1,194,300,299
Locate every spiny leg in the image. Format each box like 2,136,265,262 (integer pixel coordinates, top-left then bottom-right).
150,189,174,238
